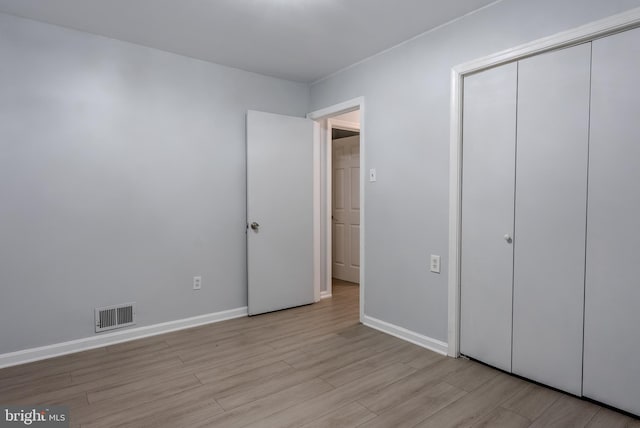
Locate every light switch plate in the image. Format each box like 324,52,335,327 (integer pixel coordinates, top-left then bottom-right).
369,168,377,182
430,255,441,274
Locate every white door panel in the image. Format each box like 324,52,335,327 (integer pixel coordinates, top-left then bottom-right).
512,43,591,396
247,110,315,315
350,225,360,268
460,62,517,373
584,26,640,416
332,135,360,283
334,169,345,210
333,223,345,265
351,167,360,210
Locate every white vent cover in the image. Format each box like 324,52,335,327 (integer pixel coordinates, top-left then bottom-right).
95,302,136,333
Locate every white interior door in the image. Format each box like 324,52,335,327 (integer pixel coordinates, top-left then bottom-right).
332,135,360,283
247,110,316,316
460,62,517,373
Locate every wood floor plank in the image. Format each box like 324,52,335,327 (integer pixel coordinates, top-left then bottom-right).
586,408,640,428
72,374,203,425
177,341,273,365
319,342,418,387
347,329,410,353
405,346,447,370
283,336,369,368
81,390,222,428
528,395,601,428
300,402,376,428
289,333,352,356
197,360,294,399
86,364,209,403
336,323,379,340
357,357,468,414
415,372,528,428
361,382,467,428
242,362,417,428
283,342,378,375
115,400,222,428
443,360,500,392
0,348,107,382
0,372,72,402
214,366,315,410
193,349,301,384
471,407,531,428
267,317,361,350
3,357,189,414
502,382,562,421
70,348,180,384
191,377,334,428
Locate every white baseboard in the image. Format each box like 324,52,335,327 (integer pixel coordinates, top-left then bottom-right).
362,315,448,356
0,307,248,369
320,291,332,299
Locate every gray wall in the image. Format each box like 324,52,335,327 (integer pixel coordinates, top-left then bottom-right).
0,13,309,354
310,0,640,342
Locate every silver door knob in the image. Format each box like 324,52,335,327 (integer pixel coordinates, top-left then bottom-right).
250,222,260,231
504,234,513,244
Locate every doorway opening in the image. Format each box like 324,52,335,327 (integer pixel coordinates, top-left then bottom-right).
308,98,364,321
330,111,360,288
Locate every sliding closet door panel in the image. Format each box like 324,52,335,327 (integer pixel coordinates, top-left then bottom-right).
584,27,640,416
460,63,517,372
512,43,591,395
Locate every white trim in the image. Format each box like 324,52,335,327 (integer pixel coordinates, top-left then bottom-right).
320,291,333,299
453,7,640,77
323,118,333,298
448,66,464,358
308,96,365,323
313,120,322,302
308,97,362,121
448,7,640,358
0,307,247,369
363,315,448,356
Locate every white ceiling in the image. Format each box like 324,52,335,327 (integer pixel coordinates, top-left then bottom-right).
0,0,499,83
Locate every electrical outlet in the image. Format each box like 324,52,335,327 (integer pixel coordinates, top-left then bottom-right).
369,168,377,182
430,255,441,274
193,276,202,290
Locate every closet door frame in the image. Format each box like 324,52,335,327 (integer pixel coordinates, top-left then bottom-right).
447,7,640,358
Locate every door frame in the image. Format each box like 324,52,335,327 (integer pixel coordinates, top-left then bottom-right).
308,97,365,322
448,7,640,358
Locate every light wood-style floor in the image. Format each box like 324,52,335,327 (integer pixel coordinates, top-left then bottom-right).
1,279,638,428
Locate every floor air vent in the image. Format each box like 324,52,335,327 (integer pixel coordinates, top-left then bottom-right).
95,303,136,333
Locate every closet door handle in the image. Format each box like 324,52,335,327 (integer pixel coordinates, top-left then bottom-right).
504,234,513,244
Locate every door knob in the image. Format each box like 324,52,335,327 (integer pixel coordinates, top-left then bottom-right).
250,222,260,231
504,234,513,244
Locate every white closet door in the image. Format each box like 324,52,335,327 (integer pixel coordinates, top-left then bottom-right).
583,27,640,416
460,62,517,372
512,44,591,395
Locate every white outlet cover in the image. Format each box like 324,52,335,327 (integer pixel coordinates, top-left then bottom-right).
193,276,202,290
369,168,377,182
